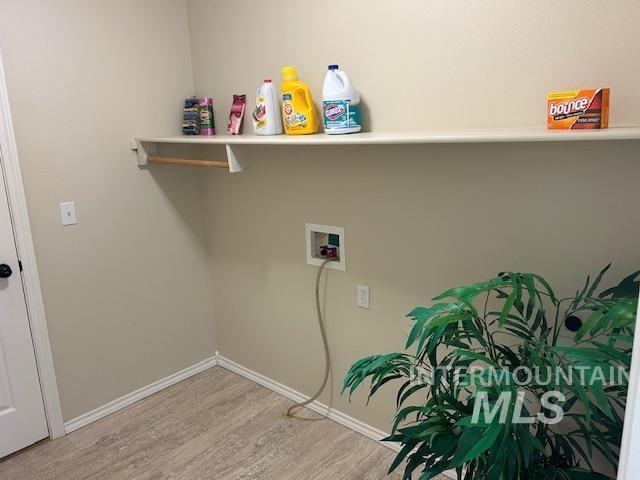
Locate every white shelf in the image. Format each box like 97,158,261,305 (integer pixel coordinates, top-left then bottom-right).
132,127,640,173
137,127,640,146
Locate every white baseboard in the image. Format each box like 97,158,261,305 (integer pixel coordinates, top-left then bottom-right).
217,354,396,449
64,356,218,434
217,354,456,480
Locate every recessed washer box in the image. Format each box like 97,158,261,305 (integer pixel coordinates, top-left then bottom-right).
305,223,345,271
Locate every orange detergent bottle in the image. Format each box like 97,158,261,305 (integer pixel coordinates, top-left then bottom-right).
280,66,319,134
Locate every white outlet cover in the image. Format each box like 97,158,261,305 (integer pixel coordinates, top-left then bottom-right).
357,285,370,309
59,201,77,226
305,223,345,271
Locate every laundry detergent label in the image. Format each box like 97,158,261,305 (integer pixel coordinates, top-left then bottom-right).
323,99,361,130
252,103,267,130
282,93,308,130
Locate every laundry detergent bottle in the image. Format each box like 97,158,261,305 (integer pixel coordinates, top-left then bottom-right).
253,79,283,135
322,65,362,134
280,66,318,135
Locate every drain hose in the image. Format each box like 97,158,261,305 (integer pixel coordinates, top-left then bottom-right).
286,257,337,418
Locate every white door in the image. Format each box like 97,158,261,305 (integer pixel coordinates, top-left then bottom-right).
0,152,48,457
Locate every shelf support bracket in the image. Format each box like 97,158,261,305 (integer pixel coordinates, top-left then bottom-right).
226,144,247,173
131,139,156,166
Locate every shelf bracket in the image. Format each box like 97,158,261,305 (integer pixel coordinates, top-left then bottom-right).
225,144,247,173
131,139,156,166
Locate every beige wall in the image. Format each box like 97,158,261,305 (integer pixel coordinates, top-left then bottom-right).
203,143,640,436
0,0,216,421
186,0,640,440
188,0,640,131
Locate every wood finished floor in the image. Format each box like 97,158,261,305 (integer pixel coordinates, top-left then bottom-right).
0,366,438,480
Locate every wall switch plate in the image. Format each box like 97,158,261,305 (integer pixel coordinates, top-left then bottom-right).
357,285,370,309
59,201,77,226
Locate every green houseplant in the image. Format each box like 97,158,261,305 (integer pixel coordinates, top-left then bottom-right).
343,266,638,480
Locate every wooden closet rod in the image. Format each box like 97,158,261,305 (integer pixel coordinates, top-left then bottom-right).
148,155,229,169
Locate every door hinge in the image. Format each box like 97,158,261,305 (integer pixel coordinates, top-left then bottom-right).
18,260,23,271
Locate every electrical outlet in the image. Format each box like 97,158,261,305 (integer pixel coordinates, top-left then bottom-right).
357,285,370,309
